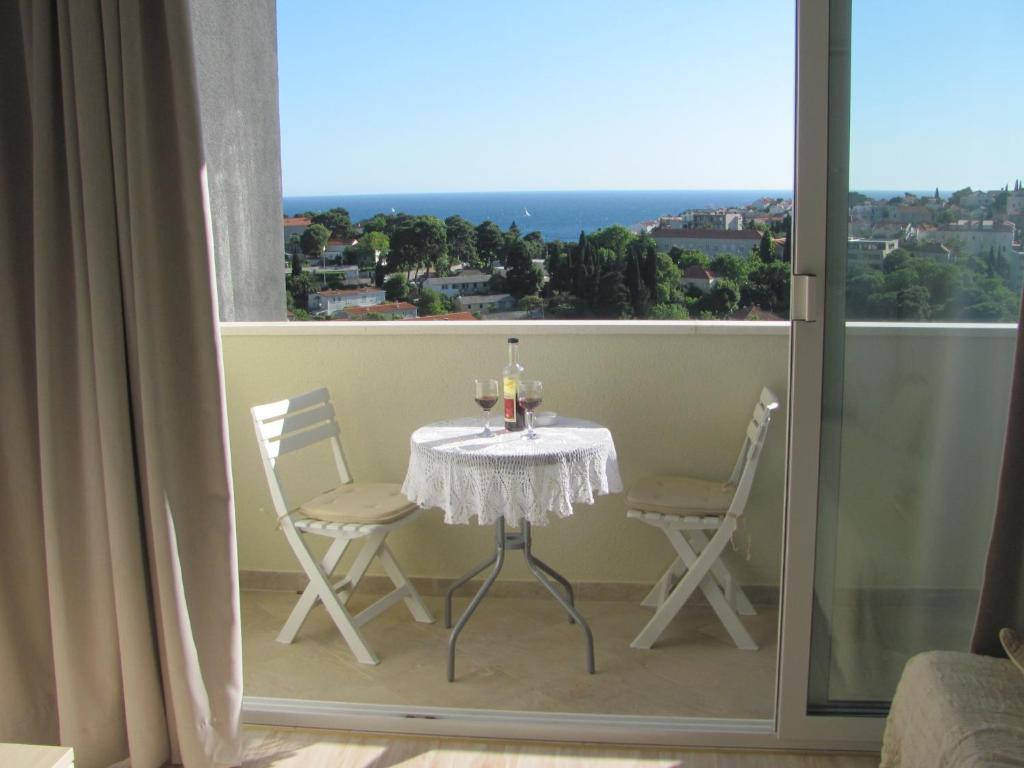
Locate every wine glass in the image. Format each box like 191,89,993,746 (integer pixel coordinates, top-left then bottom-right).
474,379,499,437
518,380,543,440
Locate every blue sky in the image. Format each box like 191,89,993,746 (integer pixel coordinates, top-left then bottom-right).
277,1,1021,196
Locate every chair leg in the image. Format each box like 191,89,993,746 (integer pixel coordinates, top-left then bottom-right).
281,527,379,664
277,536,350,644
665,527,757,651
377,542,435,623
688,529,757,616
632,521,757,651
640,557,687,608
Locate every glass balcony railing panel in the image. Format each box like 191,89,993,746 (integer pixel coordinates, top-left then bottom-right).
223,323,788,721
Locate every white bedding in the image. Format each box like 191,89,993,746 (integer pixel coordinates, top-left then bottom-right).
881,650,1024,767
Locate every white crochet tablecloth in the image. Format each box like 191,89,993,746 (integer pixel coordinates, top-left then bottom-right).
402,417,622,526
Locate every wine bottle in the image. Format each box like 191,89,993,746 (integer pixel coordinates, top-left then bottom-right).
502,337,526,431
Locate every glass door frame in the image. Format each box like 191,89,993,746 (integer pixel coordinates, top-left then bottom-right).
775,0,885,749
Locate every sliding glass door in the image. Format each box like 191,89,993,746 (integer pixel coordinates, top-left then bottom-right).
806,0,1021,713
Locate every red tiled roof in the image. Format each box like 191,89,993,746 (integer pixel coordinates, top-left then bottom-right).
408,312,479,321
283,216,311,226
345,302,416,316
650,228,761,240
682,265,716,280
730,305,784,321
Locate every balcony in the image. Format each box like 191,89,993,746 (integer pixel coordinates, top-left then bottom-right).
221,320,1012,724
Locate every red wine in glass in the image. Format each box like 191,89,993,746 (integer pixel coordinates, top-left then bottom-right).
475,379,499,437
517,380,543,439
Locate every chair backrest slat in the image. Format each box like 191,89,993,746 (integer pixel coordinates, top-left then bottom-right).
726,386,779,518
266,420,341,459
251,388,352,520
258,402,335,442
252,387,329,422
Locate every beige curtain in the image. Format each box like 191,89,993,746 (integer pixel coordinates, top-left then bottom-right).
0,2,241,766
972,292,1024,656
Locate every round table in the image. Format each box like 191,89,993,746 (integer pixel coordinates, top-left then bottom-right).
401,417,622,681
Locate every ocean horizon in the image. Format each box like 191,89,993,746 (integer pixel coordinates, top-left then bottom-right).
282,188,934,242
283,189,793,242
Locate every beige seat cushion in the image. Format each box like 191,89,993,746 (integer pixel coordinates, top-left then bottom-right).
298,483,417,525
627,475,734,516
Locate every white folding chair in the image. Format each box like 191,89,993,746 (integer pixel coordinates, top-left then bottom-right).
251,387,434,665
627,387,779,651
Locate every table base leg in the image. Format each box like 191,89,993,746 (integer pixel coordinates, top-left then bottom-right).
445,552,499,629
447,519,596,681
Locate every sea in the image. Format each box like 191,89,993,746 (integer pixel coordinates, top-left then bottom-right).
282,189,794,243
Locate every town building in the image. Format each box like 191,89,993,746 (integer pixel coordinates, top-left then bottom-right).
691,211,744,231
649,227,761,257
904,242,953,263
423,271,492,298
893,206,933,225
847,238,899,265
917,220,1016,258
342,301,418,320
307,286,386,316
455,293,516,314
680,265,718,293
324,238,358,261
657,215,689,230
282,216,311,247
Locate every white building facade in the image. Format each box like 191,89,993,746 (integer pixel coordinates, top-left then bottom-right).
307,287,386,316
650,228,761,257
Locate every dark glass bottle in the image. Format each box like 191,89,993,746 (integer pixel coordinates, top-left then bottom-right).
502,337,526,431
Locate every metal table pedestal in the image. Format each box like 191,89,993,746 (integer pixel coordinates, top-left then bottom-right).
445,518,595,682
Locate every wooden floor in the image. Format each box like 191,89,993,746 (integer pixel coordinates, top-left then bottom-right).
243,726,880,767
242,589,778,718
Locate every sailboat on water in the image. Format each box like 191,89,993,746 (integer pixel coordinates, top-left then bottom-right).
523,207,531,216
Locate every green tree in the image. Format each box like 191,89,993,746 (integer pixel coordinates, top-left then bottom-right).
285,272,318,312
672,248,710,269
475,220,505,266
709,253,749,282
545,292,584,318
546,241,573,294
311,208,352,239
290,250,303,277
517,295,544,313
701,279,740,316
390,216,448,278
384,274,409,301
654,253,682,304
595,269,631,318
589,225,634,260
743,258,790,315
625,251,651,318
347,231,389,269
300,223,330,257
445,215,480,268
285,233,303,258
649,303,689,320
417,286,451,317
503,238,543,299
758,230,777,263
